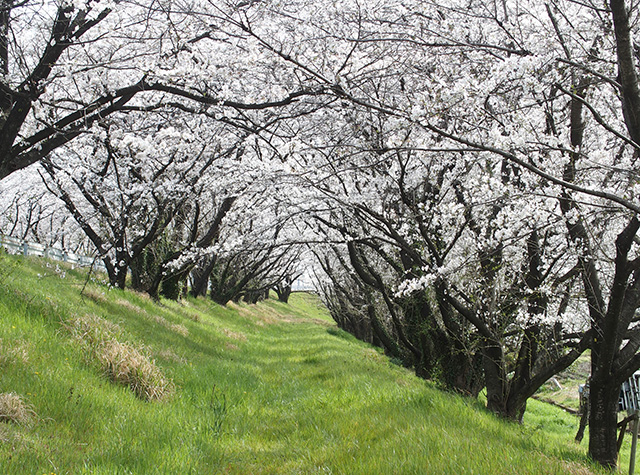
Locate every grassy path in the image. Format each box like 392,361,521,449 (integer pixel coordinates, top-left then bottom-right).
0,256,609,474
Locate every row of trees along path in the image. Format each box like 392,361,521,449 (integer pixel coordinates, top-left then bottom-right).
1,0,640,469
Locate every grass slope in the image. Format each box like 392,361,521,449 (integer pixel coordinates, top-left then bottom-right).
0,255,614,474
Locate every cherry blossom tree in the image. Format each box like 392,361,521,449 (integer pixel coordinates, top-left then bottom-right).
0,169,85,249
39,111,241,289
3,0,640,468
290,0,640,466
299,104,591,411
0,0,328,182
202,173,312,305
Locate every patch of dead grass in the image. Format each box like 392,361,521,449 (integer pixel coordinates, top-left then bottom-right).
98,341,174,401
560,461,597,475
228,303,287,325
363,348,385,363
115,298,146,314
174,303,202,323
536,453,597,475
0,339,30,366
222,329,247,341
0,392,36,425
169,323,189,337
63,314,173,401
64,314,123,347
129,290,152,301
0,425,10,442
81,288,108,304
150,314,167,326
228,302,331,328
145,313,188,336
183,311,201,323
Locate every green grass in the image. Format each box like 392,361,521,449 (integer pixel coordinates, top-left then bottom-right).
535,353,590,413
0,254,620,474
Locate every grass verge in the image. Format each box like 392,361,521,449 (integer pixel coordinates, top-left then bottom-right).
0,255,621,474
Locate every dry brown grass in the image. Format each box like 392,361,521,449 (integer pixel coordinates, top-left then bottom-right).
116,298,146,314
228,302,331,328
98,341,174,401
0,392,36,425
0,339,30,366
187,313,201,323
363,348,385,363
0,425,10,442
63,314,173,401
534,453,597,475
145,314,189,336
530,452,597,475
151,314,167,326
169,323,189,337
179,310,201,323
127,289,152,301
175,303,202,323
222,328,247,341
64,314,123,347
229,303,288,325
81,288,108,304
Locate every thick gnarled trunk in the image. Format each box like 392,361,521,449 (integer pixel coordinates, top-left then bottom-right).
588,381,620,469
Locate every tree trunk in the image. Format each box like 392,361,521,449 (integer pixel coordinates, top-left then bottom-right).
113,264,127,290
160,270,187,300
504,398,527,423
505,325,539,423
190,256,216,297
483,339,508,416
366,302,403,360
588,379,620,470
274,283,292,303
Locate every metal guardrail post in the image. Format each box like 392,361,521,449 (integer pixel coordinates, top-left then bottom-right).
1,235,106,272
631,409,639,475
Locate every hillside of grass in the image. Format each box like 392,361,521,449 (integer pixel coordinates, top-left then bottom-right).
535,353,590,414
0,255,619,474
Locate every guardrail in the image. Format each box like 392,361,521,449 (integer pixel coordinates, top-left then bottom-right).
0,235,106,271
291,278,316,292
1,235,316,290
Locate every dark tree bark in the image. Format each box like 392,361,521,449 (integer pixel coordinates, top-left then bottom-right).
41,158,176,289
190,256,217,298
273,281,293,303
209,240,293,306
589,379,621,468
0,0,11,128
315,250,377,345
557,10,640,460
148,196,235,300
